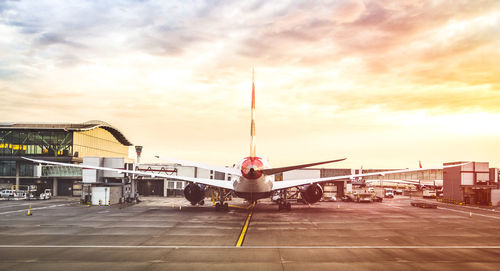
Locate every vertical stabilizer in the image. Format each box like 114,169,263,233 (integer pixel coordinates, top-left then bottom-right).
250,69,256,158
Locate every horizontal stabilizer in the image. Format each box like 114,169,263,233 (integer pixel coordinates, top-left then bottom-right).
262,158,347,175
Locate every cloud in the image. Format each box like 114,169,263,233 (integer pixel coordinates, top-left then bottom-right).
1,0,499,115
0,3,499,168
331,0,366,23
34,32,85,48
0,64,18,79
132,28,209,56
279,85,500,115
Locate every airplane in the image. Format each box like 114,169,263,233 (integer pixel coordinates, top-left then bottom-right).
23,71,468,211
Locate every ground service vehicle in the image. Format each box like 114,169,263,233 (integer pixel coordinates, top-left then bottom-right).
346,191,376,203
39,189,52,200
423,189,437,199
384,188,394,198
0,190,15,198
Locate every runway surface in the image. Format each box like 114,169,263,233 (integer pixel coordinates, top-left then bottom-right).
0,196,499,270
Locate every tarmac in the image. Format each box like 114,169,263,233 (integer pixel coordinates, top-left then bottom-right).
0,196,499,270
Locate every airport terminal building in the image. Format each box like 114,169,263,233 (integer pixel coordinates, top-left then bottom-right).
2,120,499,205
0,121,133,196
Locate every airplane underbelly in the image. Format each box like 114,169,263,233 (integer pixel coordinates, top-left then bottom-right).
234,176,272,194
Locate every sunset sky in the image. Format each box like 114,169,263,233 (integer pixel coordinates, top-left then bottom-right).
1,0,499,169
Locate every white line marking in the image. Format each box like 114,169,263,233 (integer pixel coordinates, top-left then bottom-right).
0,203,74,215
0,245,499,249
0,203,31,209
437,206,500,220
380,203,404,209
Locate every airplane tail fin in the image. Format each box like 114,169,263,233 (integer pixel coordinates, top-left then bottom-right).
419,160,422,168
250,69,256,158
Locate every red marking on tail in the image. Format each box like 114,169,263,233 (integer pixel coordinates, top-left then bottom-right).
241,156,263,179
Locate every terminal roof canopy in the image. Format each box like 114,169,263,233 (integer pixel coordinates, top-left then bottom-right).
0,120,133,146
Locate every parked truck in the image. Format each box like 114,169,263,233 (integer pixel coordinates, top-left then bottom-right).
346,190,383,203
384,188,394,198
423,189,436,199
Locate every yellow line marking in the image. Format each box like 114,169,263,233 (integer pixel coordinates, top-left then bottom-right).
236,212,252,247
228,204,253,210
235,204,255,247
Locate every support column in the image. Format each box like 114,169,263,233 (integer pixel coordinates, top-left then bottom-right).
164,179,168,197
53,178,58,196
122,179,125,199
15,162,20,188
81,184,88,202
131,178,136,199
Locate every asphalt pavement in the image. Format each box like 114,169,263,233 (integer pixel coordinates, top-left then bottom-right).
0,196,499,270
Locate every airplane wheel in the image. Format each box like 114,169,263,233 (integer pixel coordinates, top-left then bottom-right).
224,202,229,211
215,203,220,211
199,200,205,206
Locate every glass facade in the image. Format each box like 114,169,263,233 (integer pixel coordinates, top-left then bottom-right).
0,161,34,176
43,166,82,177
0,127,130,177
0,161,15,176
0,130,73,156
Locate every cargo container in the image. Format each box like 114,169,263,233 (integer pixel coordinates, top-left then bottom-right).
91,186,122,205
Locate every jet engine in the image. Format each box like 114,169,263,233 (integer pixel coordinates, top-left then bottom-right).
184,183,206,205
300,184,323,204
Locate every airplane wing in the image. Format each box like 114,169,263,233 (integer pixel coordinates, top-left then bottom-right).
22,157,234,190
155,156,242,176
365,179,421,185
271,162,469,191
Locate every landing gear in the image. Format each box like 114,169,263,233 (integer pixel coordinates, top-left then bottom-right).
215,202,229,211
277,189,292,211
214,188,231,212
278,200,291,211
190,200,205,206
